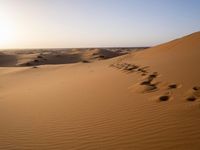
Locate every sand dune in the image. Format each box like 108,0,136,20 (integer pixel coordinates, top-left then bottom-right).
0,48,141,67
0,32,200,149
83,48,123,60
0,52,17,67
114,31,200,97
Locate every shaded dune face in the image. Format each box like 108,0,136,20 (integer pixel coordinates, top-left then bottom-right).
84,48,122,59
20,53,83,66
0,54,17,67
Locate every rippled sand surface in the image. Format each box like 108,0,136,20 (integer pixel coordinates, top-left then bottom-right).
0,32,200,149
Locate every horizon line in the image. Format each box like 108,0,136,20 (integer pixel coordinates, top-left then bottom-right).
0,46,150,50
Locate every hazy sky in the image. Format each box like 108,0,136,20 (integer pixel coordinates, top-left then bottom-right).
0,0,200,48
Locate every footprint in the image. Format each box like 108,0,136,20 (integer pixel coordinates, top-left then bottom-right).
186,95,196,101
135,84,158,93
123,64,139,72
111,63,123,69
137,66,149,73
140,78,152,85
138,68,147,73
186,86,200,101
149,72,158,78
141,73,147,76
159,91,171,101
168,83,177,89
118,63,128,69
168,83,182,89
140,73,157,85
144,84,158,92
193,86,200,91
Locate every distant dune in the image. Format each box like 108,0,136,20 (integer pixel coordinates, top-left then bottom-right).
0,32,200,150
0,52,17,67
0,47,146,67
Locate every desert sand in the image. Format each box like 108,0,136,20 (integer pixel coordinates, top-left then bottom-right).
0,32,200,149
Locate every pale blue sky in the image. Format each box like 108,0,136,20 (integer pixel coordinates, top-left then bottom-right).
0,0,200,48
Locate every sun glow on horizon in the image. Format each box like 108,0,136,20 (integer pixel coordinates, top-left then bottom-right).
0,0,200,49
0,22,16,46
0,6,17,49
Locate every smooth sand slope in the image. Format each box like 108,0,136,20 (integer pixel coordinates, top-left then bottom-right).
0,32,200,149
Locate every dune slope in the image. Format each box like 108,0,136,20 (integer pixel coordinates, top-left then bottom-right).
0,32,200,150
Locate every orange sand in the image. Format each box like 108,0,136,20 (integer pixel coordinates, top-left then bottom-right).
0,32,200,149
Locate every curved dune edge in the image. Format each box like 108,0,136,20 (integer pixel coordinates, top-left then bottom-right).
0,32,200,149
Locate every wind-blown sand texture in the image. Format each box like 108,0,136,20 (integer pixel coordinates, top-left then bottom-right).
0,32,200,149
